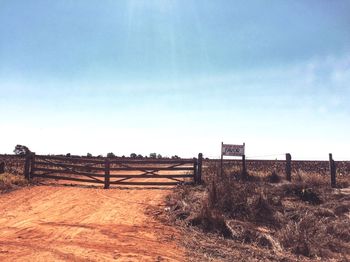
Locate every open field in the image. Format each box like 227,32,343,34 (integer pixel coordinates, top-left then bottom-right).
1,154,349,261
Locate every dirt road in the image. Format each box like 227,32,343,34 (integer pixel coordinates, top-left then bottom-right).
0,185,184,261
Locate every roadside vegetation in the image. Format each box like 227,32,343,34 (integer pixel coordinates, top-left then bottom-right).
161,163,350,261
0,150,29,193
0,172,29,193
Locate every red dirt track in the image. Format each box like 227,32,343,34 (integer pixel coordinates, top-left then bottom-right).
0,185,184,261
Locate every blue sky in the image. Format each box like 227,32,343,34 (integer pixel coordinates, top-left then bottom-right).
1,0,350,159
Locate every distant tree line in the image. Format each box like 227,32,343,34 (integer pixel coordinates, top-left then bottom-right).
12,145,181,159
91,152,181,159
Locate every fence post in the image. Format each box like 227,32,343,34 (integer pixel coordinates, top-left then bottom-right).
193,158,198,184
197,153,203,184
29,153,35,180
104,159,110,189
24,153,31,180
242,154,247,179
286,153,292,182
329,153,336,188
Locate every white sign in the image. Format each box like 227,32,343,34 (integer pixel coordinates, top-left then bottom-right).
222,143,245,156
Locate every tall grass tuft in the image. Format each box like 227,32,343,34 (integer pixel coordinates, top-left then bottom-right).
0,173,29,192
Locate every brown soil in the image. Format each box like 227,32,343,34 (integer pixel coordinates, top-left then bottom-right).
0,185,184,261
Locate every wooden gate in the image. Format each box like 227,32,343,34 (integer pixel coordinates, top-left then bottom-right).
26,153,203,188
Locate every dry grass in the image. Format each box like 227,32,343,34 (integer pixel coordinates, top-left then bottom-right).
277,210,350,258
161,163,350,261
0,172,29,193
0,155,25,176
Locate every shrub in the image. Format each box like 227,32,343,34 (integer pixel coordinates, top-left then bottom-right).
190,203,232,238
266,170,281,183
149,153,157,159
281,183,322,205
107,152,115,158
130,153,137,158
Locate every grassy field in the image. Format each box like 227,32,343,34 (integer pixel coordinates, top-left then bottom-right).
160,163,350,261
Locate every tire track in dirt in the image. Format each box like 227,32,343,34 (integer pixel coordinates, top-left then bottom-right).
0,185,184,261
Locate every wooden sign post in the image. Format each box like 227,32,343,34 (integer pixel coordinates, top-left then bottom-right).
221,142,246,178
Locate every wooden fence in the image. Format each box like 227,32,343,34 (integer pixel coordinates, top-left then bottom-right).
207,153,348,188
24,153,203,188
11,152,348,189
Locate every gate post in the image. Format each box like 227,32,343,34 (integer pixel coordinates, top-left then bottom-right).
197,153,203,184
29,153,35,180
104,159,110,189
24,153,32,180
